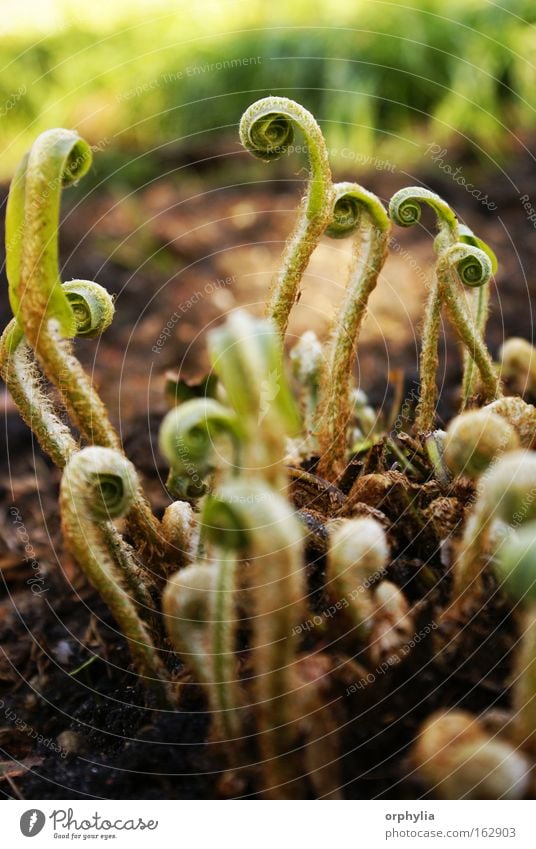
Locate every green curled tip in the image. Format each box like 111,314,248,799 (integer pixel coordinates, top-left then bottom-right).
240,96,325,164
6,129,93,338
442,243,493,289
62,280,115,338
326,182,389,239
240,101,294,162
159,398,242,500
63,446,138,523
458,224,498,275
388,186,458,245
239,96,331,220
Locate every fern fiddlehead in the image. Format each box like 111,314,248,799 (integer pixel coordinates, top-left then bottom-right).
240,97,333,337
5,130,165,564
389,188,459,433
457,225,498,407
317,182,390,479
202,478,306,797
159,397,242,501
437,243,501,404
207,310,301,486
60,447,171,703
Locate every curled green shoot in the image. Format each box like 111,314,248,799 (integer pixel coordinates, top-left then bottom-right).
437,243,502,404
164,554,241,743
62,279,115,338
239,97,333,337
159,397,242,501
389,188,499,432
389,187,459,433
5,130,164,564
60,447,171,704
458,225,498,407
0,280,114,468
317,182,390,479
207,310,301,487
202,478,305,798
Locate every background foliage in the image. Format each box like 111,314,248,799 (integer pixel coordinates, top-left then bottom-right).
1,0,535,181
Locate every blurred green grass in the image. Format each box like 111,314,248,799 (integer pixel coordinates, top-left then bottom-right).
1,0,535,181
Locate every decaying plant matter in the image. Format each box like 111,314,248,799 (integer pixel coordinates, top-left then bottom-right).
3,97,536,800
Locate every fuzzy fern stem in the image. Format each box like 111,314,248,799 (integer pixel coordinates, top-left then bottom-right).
239,97,333,337
60,447,172,704
317,183,390,479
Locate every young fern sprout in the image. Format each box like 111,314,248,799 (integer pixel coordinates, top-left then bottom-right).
388,188,500,431
484,396,536,449
5,129,164,563
450,451,536,614
436,242,502,404
0,319,78,469
290,330,324,453
389,188,458,433
207,310,301,486
0,280,114,468
159,397,242,500
326,517,389,640
317,182,390,479
499,337,536,397
458,225,498,406
62,279,115,338
5,131,110,441
163,554,241,742
239,97,333,337
60,447,171,703
161,500,199,566
444,409,519,478
494,522,536,753
413,710,530,799
202,478,306,798
388,187,459,250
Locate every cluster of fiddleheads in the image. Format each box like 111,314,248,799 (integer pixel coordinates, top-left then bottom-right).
3,96,536,800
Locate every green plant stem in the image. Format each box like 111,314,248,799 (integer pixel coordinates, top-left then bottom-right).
415,279,443,432
438,261,501,404
514,609,536,754
60,448,171,704
317,184,390,478
6,130,165,566
164,556,241,741
460,283,490,408
389,188,460,433
0,320,77,468
212,551,241,742
239,97,333,337
202,479,306,798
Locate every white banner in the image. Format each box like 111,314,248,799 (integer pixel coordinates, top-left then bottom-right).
1,800,534,848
